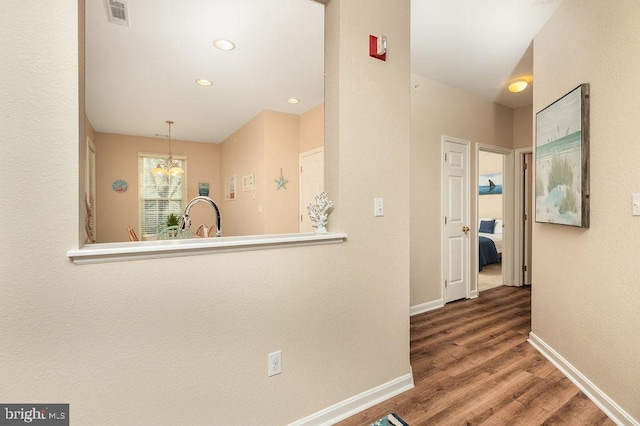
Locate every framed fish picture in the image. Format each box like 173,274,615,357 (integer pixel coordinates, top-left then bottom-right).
479,173,502,195
535,83,590,228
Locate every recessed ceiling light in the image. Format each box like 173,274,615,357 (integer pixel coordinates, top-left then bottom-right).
196,79,213,87
287,98,300,104
508,81,528,93
213,39,235,51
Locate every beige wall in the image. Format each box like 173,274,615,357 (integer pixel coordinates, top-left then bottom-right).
513,104,533,149
220,112,267,236
220,109,300,236
533,0,640,420
306,0,412,413
300,103,325,153
0,1,411,425
410,74,513,305
263,110,300,234
478,151,503,219
93,132,220,242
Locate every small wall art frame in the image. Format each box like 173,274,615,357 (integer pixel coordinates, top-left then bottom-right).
198,182,210,196
225,175,236,201
479,173,502,195
112,179,128,193
535,83,590,228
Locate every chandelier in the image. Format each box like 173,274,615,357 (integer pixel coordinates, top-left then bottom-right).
152,120,184,176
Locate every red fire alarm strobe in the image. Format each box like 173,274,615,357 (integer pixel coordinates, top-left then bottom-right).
369,35,387,61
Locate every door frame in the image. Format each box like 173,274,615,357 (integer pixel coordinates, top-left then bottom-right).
442,136,471,302
514,147,533,286
475,144,515,290
299,146,324,232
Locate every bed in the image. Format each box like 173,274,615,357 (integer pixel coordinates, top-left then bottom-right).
478,218,502,271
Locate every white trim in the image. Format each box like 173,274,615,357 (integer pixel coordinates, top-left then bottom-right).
288,370,414,426
138,151,187,161
138,152,188,240
67,232,347,265
299,146,323,156
299,146,325,233
514,147,533,286
528,332,638,426
410,299,444,316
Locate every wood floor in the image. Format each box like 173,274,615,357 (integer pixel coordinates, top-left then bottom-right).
336,286,614,426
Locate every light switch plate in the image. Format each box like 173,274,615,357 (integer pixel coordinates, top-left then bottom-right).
633,193,640,216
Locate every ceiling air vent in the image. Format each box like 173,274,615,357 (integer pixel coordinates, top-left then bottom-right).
106,0,130,27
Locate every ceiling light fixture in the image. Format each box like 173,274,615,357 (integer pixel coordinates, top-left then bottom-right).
196,79,213,86
508,80,528,93
152,120,184,177
213,39,235,51
287,98,300,104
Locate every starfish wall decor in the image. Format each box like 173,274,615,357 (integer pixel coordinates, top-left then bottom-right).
275,168,288,190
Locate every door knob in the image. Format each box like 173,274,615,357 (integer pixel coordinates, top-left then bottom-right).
462,226,470,233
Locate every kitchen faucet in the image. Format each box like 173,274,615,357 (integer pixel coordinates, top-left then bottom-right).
179,196,222,237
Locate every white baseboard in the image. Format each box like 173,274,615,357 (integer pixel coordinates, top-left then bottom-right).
469,289,479,299
410,299,444,316
288,369,414,426
528,332,638,426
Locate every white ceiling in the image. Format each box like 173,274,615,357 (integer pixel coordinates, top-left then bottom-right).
85,0,564,144
85,0,325,143
412,0,564,108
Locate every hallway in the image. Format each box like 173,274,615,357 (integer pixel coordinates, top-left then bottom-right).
338,286,613,425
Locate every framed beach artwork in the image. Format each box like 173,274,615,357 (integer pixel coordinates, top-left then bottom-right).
535,83,590,228
479,173,503,195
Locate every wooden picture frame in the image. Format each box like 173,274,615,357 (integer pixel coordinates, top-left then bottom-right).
535,83,590,228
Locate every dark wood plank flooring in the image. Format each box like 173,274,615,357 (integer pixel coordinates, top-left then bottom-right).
336,286,614,426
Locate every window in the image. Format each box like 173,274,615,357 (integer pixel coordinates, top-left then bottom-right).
138,154,187,239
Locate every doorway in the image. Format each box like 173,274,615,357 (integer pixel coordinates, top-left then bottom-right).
476,145,514,292
478,150,504,291
514,148,533,286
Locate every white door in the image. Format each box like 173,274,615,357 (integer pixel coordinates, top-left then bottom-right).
443,137,470,303
299,147,324,232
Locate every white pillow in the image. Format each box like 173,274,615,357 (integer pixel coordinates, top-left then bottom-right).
494,219,503,234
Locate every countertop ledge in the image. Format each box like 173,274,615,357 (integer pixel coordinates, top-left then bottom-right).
67,232,348,265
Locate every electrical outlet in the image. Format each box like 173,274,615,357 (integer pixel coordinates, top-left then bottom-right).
374,197,384,217
268,351,282,377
